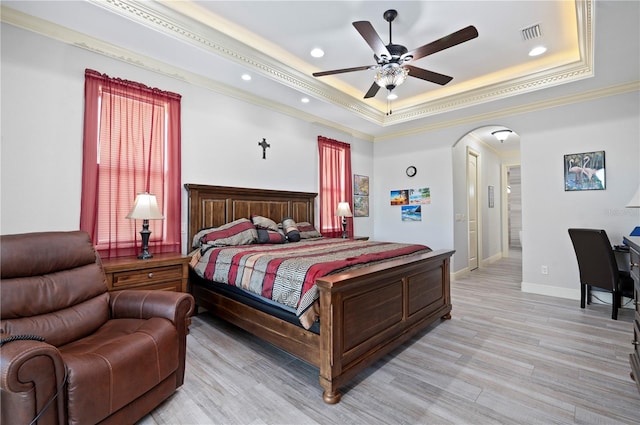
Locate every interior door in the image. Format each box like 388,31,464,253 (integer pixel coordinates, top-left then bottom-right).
468,151,479,271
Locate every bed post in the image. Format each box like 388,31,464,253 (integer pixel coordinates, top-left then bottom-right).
318,283,341,404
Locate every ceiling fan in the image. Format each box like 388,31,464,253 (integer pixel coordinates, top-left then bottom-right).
312,9,478,100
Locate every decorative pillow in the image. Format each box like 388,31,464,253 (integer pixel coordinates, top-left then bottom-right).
251,215,279,232
281,217,301,242
256,228,286,244
192,218,257,248
296,221,322,239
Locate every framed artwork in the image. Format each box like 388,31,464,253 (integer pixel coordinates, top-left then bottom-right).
390,190,409,206
401,205,422,221
354,174,369,196
488,186,494,208
354,195,369,217
409,188,431,205
564,151,606,191
353,175,369,217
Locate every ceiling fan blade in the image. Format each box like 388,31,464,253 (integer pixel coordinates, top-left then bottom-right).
405,65,453,86
353,21,392,60
364,82,380,99
407,26,478,61
312,65,372,77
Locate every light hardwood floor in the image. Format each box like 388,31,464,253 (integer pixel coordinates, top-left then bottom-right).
140,249,640,424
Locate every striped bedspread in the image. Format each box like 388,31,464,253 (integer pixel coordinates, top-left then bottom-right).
190,238,430,326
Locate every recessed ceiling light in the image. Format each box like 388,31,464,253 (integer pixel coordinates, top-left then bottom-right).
241,74,252,81
310,48,324,58
528,46,547,57
301,97,310,103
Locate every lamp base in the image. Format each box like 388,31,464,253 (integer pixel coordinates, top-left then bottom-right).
341,218,348,239
631,226,640,237
137,220,154,260
137,251,153,260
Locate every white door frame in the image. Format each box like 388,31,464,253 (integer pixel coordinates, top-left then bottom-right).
501,161,521,258
467,147,481,270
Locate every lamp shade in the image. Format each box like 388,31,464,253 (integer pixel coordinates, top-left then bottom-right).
626,185,640,208
126,193,164,220
375,64,409,90
335,202,353,217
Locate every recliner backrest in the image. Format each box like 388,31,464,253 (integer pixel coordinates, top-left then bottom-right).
568,228,618,291
0,231,110,347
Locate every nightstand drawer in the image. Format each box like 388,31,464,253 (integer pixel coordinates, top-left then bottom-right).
127,280,184,292
112,265,183,288
102,253,190,293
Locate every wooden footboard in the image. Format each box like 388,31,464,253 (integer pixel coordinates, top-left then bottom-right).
315,248,453,403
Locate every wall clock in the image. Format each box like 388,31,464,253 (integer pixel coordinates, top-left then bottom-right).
406,166,417,177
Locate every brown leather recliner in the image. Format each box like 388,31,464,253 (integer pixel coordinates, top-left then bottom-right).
0,231,195,425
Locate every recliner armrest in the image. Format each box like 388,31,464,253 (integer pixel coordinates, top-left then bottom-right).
109,290,195,327
108,290,195,387
0,338,67,425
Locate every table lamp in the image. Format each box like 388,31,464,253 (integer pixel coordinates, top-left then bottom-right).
126,193,164,259
627,184,640,236
335,202,353,239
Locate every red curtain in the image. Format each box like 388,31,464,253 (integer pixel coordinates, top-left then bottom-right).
80,69,181,258
318,136,353,238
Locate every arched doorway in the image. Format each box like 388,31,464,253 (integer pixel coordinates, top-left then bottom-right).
451,125,521,275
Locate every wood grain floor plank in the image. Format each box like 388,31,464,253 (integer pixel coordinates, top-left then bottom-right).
140,249,640,424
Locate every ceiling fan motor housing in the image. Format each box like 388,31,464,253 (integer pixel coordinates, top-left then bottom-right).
380,44,409,62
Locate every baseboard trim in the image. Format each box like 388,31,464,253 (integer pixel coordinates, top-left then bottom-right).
481,252,503,266
521,282,634,308
451,268,469,281
521,281,580,300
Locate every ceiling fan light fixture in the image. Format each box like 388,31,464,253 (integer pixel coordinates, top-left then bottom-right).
387,91,398,100
492,129,513,142
375,64,409,90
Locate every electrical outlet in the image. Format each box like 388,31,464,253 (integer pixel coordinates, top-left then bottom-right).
541,265,548,275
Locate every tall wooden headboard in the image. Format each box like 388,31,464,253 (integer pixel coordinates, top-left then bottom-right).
184,184,317,250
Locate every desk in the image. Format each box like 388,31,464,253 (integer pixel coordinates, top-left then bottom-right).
614,245,631,272
623,235,640,394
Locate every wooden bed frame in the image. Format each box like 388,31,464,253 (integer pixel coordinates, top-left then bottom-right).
185,183,455,403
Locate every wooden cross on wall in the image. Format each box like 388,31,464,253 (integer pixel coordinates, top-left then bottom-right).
258,138,270,159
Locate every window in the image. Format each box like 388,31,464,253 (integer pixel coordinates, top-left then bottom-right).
318,136,353,238
80,69,181,259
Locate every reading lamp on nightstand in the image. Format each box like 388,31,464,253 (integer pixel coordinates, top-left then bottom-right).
126,192,164,259
627,185,640,236
335,202,353,239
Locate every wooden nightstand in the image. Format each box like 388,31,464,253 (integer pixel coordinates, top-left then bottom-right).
102,253,190,293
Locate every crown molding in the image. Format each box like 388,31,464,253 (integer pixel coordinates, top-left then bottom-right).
3,0,631,145
91,0,385,124
0,4,375,142
373,81,640,142
87,0,595,127
382,0,594,126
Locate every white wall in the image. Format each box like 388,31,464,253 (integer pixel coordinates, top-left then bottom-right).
514,92,640,299
373,132,454,250
0,23,374,247
371,91,638,300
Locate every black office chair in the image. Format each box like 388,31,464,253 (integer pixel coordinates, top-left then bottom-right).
568,228,634,320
